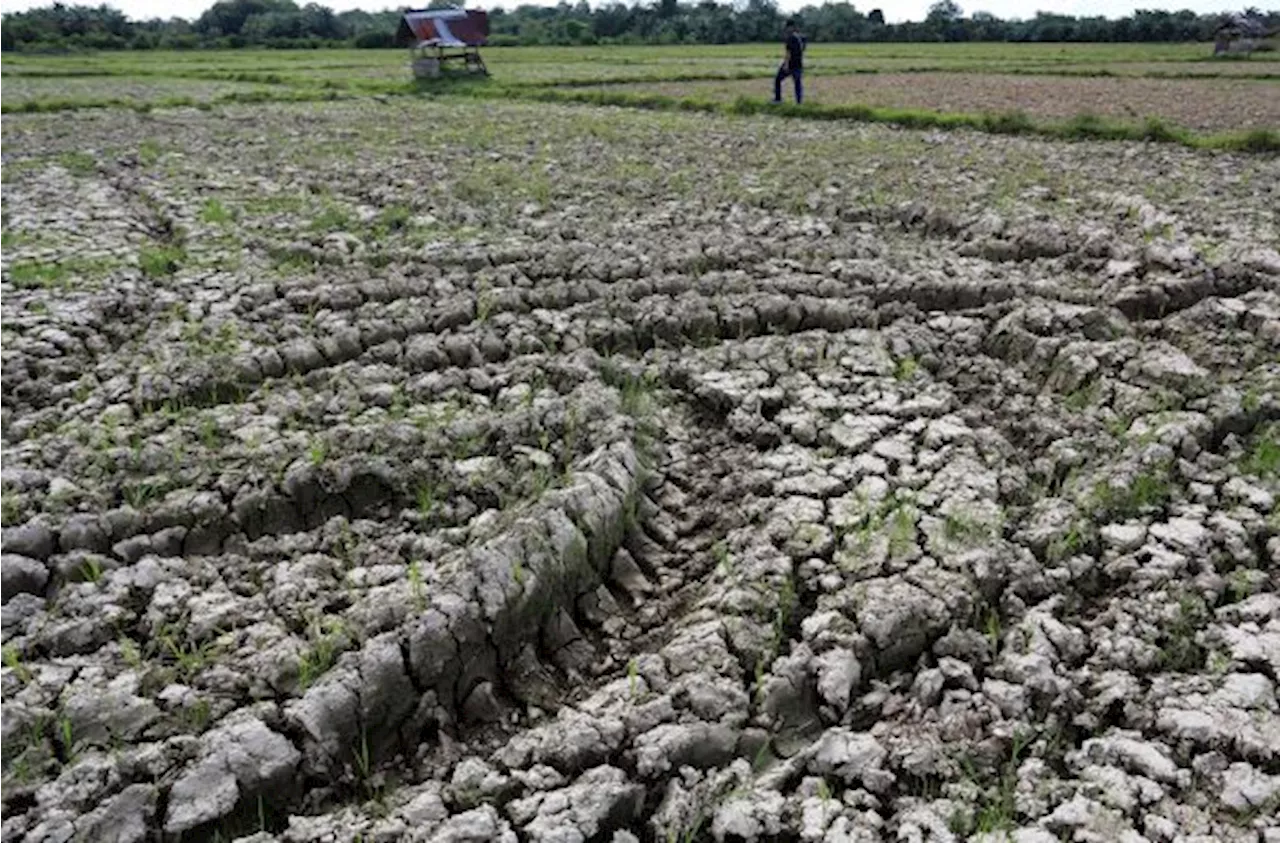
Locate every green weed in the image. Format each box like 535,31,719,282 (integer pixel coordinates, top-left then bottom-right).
298,618,346,691
138,139,163,165
1242,425,1279,478
3,645,34,685
183,697,213,732
887,504,917,557
57,151,97,176
310,204,353,233
712,540,732,575
951,730,1031,835
1062,379,1100,411
120,638,145,671
308,437,328,466
415,480,438,519
139,245,185,278
1,490,22,524
78,557,104,584
1158,591,1207,672
8,261,68,289
1046,523,1086,562
407,559,427,612
893,356,919,381
943,512,997,546
157,630,216,681
1090,465,1171,521
122,478,163,509
376,204,412,234
200,198,233,224
58,716,78,764
983,607,1002,654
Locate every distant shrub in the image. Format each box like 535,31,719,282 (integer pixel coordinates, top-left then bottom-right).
353,31,395,48
161,34,200,49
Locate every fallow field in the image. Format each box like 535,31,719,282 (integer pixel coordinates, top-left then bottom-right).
2,42,1278,843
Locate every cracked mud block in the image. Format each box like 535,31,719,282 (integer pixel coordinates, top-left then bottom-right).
2,98,1279,842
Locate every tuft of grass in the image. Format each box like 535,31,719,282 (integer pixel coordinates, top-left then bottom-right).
122,478,163,510
943,512,997,546
271,247,318,271
893,356,919,381
307,437,328,467
200,198,233,225
407,559,427,612
415,480,438,519
298,618,346,691
3,645,34,685
57,151,97,176
353,727,380,802
77,557,104,584
1241,425,1279,478
376,204,412,234
2,490,22,524
157,629,216,681
1044,524,1085,562
1139,115,1187,144
138,139,163,165
712,540,732,575
951,730,1031,836
1158,591,1207,672
8,261,68,289
887,503,917,557
182,697,213,732
981,110,1034,135
1090,465,1171,521
139,245,185,278
1062,380,1100,411
983,608,1002,655
120,638,144,671
309,204,353,234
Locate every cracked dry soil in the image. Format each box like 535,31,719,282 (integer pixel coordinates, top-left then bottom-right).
1,100,1279,843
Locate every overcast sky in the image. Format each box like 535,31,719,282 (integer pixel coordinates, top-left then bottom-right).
0,0,1265,24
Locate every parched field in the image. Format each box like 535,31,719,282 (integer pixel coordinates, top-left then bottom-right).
2,44,1280,843
606,72,1280,132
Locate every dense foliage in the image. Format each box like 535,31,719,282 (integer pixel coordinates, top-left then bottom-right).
3,0,1277,51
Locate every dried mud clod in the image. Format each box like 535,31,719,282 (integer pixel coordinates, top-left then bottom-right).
2,99,1279,843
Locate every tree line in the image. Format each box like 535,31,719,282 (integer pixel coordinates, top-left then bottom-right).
3,0,1277,52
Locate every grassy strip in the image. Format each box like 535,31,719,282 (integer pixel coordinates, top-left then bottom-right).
0,87,353,114
512,86,1280,152
9,63,1280,84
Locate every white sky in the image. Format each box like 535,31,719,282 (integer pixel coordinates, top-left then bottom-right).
0,0,1267,25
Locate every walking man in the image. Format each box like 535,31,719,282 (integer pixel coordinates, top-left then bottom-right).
772,20,805,104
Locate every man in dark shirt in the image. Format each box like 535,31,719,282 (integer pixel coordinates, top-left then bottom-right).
772,20,805,104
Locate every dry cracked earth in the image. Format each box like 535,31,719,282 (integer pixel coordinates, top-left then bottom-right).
1,99,1279,843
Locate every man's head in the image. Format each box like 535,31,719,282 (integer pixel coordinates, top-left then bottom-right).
785,19,797,32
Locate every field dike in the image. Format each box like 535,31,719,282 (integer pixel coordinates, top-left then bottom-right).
2,100,1279,843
